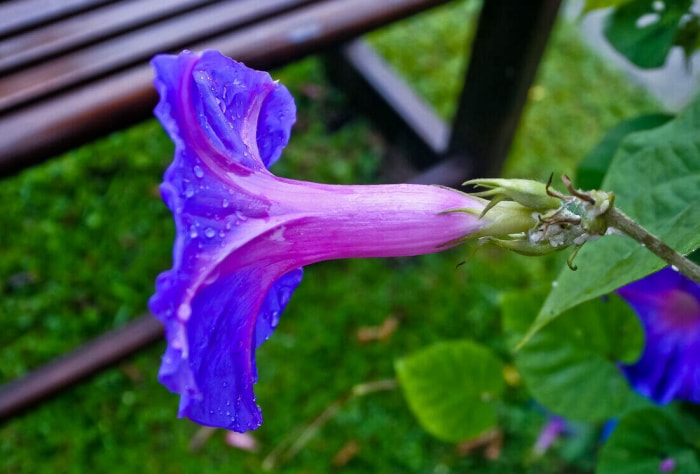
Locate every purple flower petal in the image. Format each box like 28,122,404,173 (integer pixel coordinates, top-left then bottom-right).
618,267,700,404
659,457,676,472
149,50,522,431
150,51,302,430
534,415,567,455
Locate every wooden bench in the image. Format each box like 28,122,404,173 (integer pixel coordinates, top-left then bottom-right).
0,0,561,421
0,0,454,175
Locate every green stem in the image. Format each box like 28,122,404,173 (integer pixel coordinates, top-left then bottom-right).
606,207,700,283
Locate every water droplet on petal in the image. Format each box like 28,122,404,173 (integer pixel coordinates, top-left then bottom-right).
193,165,204,178
216,97,226,113
203,268,220,285
222,199,229,208
177,304,191,320
271,310,280,327
204,227,216,238
189,225,198,239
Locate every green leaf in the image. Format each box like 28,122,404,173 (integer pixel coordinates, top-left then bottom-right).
529,94,700,338
501,287,549,351
576,113,672,190
603,0,691,68
515,293,646,422
395,340,504,442
583,0,635,13
673,12,700,62
597,408,700,474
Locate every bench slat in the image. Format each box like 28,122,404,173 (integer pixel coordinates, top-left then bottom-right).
0,0,218,73
0,0,113,37
0,0,316,113
0,0,448,175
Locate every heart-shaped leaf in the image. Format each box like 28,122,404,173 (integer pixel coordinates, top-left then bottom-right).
597,407,700,474
510,291,646,422
395,340,504,442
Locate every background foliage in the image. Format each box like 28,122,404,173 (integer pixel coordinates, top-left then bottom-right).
0,1,676,472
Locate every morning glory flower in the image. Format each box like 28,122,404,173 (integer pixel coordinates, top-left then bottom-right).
534,415,568,455
617,267,700,404
148,50,535,432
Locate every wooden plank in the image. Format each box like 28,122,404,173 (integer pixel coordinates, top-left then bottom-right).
0,315,163,423
0,0,448,175
0,0,315,113
0,0,113,37
0,0,218,73
199,0,451,71
0,66,156,175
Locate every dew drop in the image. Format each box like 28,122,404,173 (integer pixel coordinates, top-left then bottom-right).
203,268,220,285
216,97,226,113
189,225,198,239
222,198,229,208
177,304,191,320
204,227,216,238
235,210,248,222
193,165,204,178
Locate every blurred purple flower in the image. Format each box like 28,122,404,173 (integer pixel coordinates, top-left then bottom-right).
148,51,527,431
659,457,677,472
618,267,700,404
534,415,567,455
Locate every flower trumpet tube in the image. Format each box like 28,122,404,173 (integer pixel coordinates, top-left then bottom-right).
149,50,535,431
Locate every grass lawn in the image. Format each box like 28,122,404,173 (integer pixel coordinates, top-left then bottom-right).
0,1,659,472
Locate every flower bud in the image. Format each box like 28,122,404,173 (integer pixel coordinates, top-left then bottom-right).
465,178,562,212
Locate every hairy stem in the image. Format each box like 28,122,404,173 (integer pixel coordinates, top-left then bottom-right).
606,207,700,283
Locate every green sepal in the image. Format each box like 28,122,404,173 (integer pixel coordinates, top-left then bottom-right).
465,178,562,211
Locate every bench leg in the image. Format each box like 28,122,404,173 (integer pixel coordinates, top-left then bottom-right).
323,39,449,174
446,0,562,179
324,0,561,186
